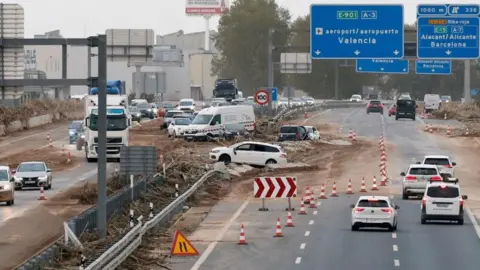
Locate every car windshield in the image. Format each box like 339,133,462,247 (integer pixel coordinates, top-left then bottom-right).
17,163,45,172
164,103,175,108
424,158,450,166
280,126,298,133
165,111,183,117
426,186,459,198
305,127,313,133
70,121,82,130
137,103,149,109
409,168,438,175
180,101,193,106
150,104,157,108
174,118,191,125
441,96,451,100
352,95,361,99
129,107,139,112
357,199,389,208
370,101,381,104
0,170,8,181
192,114,213,124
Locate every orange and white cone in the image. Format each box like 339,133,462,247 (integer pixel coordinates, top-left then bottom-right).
318,184,327,199
447,126,451,136
352,131,356,142
309,196,317,208
304,186,311,204
429,126,433,133
381,151,386,161
371,176,379,190
38,185,47,200
330,181,338,197
380,175,387,186
380,145,385,151
66,151,72,164
348,129,353,139
347,179,354,194
238,224,247,245
285,211,295,227
274,218,284,237
298,199,307,215
360,177,367,192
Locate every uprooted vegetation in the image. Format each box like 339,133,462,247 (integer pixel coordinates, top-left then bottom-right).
430,102,480,122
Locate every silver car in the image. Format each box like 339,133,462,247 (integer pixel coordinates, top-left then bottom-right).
401,164,442,200
13,161,53,190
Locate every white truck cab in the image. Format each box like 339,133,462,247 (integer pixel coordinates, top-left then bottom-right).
83,94,131,162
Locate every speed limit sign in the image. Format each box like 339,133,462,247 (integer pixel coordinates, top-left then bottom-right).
255,90,270,105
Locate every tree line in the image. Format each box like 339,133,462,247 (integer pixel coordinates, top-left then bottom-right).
211,0,480,100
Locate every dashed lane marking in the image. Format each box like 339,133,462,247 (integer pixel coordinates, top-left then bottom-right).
308,220,314,225
393,245,398,252
295,257,302,264
392,233,397,239
394,260,400,267
313,210,318,215
466,207,480,240
304,231,310,236
300,243,306,250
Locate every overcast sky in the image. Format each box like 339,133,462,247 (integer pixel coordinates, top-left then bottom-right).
3,0,479,38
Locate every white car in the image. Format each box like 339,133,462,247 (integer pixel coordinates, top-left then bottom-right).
401,164,442,200
350,95,362,102
0,165,14,205
167,118,192,138
305,126,320,140
350,196,399,231
209,141,287,166
421,181,467,225
420,155,456,179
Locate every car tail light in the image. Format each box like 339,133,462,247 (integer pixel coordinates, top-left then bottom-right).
354,208,364,212
379,104,383,108
430,176,442,181
368,104,373,108
280,153,287,158
422,198,427,208
381,208,392,213
406,175,416,180
460,198,464,207
444,164,453,168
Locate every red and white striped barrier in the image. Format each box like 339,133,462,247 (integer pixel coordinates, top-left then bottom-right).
253,177,297,198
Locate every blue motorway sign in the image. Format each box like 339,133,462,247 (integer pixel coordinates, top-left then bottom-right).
310,4,404,59
417,4,480,59
271,87,278,101
356,59,409,74
415,60,452,75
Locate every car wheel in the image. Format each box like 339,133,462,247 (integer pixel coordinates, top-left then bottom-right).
388,225,394,232
48,181,52,190
402,193,408,200
173,131,177,138
421,217,427,224
395,117,399,121
168,132,171,138
218,154,231,165
351,224,359,231
14,187,21,191
266,159,277,165
458,219,464,225
6,200,12,206
393,222,397,231
10,199,14,205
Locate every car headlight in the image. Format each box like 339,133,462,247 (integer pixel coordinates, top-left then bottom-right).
39,175,48,180
14,176,21,181
69,130,75,135
81,134,85,139
211,150,220,153
148,109,152,112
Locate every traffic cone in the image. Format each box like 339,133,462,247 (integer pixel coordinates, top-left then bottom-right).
348,129,353,139
421,112,425,119
330,181,338,197
304,186,311,204
347,179,354,194
66,151,72,164
360,177,367,192
380,144,385,151
381,151,386,161
380,175,387,186
238,224,247,245
298,199,307,215
352,131,356,142
318,184,327,199
304,111,308,118
273,218,284,237
38,185,47,200
429,126,433,133
447,126,451,136
371,176,379,190
285,211,295,227
309,196,317,208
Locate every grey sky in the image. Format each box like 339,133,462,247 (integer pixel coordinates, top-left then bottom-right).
4,0,478,37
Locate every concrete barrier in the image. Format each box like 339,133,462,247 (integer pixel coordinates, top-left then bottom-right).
0,111,84,136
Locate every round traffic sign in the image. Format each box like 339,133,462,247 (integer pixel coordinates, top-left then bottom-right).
255,90,269,105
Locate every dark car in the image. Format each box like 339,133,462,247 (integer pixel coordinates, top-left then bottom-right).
278,125,308,141
68,120,84,144
136,102,155,119
396,99,416,121
366,100,384,114
221,123,252,141
129,106,142,122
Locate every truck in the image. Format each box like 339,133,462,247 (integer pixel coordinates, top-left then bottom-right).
213,78,241,102
83,80,131,162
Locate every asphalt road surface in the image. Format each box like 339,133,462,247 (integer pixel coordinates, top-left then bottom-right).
171,108,480,270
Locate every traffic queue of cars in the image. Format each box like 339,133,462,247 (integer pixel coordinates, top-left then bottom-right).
351,154,466,231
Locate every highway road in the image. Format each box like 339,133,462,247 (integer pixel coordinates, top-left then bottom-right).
170,107,480,270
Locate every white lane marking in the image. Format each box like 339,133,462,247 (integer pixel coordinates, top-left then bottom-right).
295,257,302,264
392,233,397,239
394,260,400,267
308,220,314,225
304,231,310,236
300,243,306,249
393,245,398,252
313,210,318,215
190,199,250,270
466,207,480,240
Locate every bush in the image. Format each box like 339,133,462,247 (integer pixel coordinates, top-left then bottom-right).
431,102,480,121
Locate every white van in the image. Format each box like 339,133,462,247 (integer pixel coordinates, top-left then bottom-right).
183,105,255,141
424,94,441,113
178,98,195,112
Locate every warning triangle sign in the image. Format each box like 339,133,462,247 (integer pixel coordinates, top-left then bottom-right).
171,230,199,256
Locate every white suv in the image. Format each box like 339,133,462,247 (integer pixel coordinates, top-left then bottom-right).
209,141,287,166
420,155,456,179
421,181,467,225
350,196,399,231
401,164,442,200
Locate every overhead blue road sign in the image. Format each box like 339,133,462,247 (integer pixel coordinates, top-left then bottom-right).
417,17,480,59
415,60,452,75
417,4,480,17
310,4,404,59
356,59,409,74
271,87,278,101
417,5,448,17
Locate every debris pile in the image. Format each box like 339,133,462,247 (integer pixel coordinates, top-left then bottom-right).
431,102,480,122
0,147,77,171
